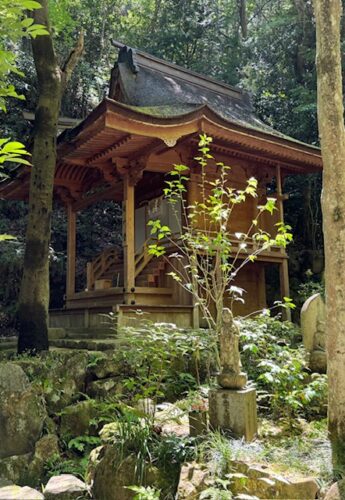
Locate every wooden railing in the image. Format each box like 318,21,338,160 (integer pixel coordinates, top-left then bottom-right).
86,246,123,290
85,233,286,291
135,238,154,278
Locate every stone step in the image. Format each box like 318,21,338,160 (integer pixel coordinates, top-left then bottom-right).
49,325,118,341
64,327,117,338
49,337,121,351
0,337,17,351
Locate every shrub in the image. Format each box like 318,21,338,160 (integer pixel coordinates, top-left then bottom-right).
115,321,215,403
239,314,327,420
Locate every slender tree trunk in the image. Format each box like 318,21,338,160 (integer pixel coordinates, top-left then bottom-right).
238,0,247,38
17,0,83,353
314,0,345,475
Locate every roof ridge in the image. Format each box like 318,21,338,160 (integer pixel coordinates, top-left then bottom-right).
111,41,249,102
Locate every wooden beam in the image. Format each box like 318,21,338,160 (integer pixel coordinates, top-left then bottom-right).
86,134,131,165
123,174,135,303
72,184,123,211
66,204,76,298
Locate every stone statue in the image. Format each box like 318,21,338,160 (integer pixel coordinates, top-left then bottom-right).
217,308,247,389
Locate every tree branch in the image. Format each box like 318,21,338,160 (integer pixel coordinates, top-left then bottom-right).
61,31,84,91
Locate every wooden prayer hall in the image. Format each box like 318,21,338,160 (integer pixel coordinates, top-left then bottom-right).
0,43,322,329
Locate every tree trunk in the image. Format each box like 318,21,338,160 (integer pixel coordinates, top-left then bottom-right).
314,0,345,475
17,0,83,353
238,0,247,38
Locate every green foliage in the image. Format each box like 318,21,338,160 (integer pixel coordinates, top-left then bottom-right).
126,486,161,500
104,407,197,488
199,431,233,476
201,420,332,487
239,314,327,419
296,275,325,306
116,321,214,403
0,0,48,110
199,479,232,500
67,435,101,454
43,454,88,482
0,139,30,166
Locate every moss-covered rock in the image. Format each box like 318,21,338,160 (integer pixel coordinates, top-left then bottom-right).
87,354,124,380
89,445,172,500
86,377,123,399
177,462,209,499
27,434,60,486
44,352,89,413
0,363,46,459
59,400,98,439
0,435,59,487
0,454,32,485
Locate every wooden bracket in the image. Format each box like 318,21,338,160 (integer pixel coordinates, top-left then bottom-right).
113,157,146,186
55,186,78,205
99,164,120,185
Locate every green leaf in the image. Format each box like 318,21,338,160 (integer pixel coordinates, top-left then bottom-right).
0,235,15,242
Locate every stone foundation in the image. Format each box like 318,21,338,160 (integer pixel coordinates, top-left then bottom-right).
209,387,257,441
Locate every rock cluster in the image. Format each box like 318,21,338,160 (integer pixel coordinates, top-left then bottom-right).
177,461,320,499
0,352,322,500
0,474,88,500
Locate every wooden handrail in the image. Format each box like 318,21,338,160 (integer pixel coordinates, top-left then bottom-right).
86,246,123,290
135,238,154,278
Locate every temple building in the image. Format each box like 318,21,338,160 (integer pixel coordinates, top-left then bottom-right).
0,44,322,330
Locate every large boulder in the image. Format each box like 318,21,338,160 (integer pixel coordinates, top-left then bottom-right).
44,352,89,413
0,363,46,459
0,485,44,499
44,474,88,500
0,435,59,487
89,445,171,500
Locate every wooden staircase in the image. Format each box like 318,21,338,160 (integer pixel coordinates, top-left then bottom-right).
86,247,124,289
86,240,169,290
135,257,168,287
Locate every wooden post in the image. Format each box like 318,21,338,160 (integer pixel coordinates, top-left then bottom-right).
86,262,93,290
276,165,285,232
123,174,135,304
276,165,291,321
66,204,76,298
280,259,291,321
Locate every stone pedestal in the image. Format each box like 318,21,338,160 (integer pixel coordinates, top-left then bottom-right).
209,387,257,442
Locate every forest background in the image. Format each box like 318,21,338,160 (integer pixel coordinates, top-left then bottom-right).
0,0,329,331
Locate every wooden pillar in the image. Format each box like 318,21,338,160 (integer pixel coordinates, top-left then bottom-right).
66,204,76,298
280,259,291,321
123,174,135,304
276,165,284,222
276,165,291,320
